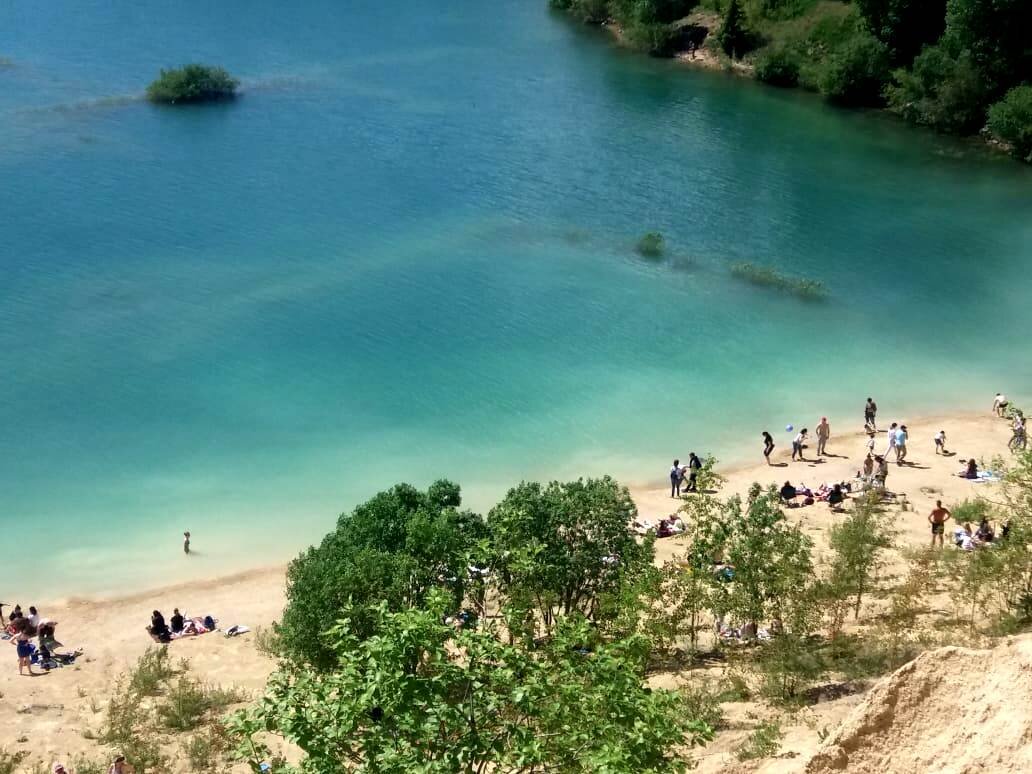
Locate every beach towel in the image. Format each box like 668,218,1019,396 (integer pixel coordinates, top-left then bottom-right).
225,625,250,638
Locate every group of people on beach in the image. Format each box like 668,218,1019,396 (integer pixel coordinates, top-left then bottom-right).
3,602,79,677
146,608,215,643
669,454,702,497
49,756,134,774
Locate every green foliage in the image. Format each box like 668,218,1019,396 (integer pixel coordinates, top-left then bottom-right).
988,85,1032,162
682,485,813,628
826,502,893,623
854,0,947,64
157,678,247,731
736,720,783,760
945,0,1032,95
757,633,825,702
146,64,239,104
693,454,727,494
755,46,801,86
182,721,234,772
949,498,990,525
886,44,988,133
552,0,611,24
636,231,666,258
279,480,487,669
488,476,653,635
718,0,760,58
0,750,28,774
231,593,714,773
129,646,178,696
70,758,106,774
252,624,283,659
729,262,826,299
818,31,891,106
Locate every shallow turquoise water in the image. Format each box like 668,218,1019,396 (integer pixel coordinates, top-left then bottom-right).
2,0,1031,599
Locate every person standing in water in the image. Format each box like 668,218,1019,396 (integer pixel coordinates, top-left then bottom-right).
864,397,877,431
816,417,831,456
183,531,191,555
762,431,775,465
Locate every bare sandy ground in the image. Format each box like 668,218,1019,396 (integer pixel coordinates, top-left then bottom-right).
0,407,1017,770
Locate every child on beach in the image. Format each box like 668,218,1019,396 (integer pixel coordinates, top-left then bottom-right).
934,430,947,454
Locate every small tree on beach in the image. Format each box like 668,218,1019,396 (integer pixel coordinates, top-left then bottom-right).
825,501,893,623
278,481,487,669
487,477,653,637
231,592,714,773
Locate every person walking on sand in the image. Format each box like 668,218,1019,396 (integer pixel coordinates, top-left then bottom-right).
792,428,808,461
762,431,775,465
864,397,877,431
816,417,831,456
685,452,702,492
993,392,1009,417
929,500,951,548
895,425,909,465
183,531,191,555
670,460,682,498
934,429,947,455
883,422,898,459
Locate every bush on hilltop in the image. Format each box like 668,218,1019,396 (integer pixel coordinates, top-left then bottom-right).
146,64,239,104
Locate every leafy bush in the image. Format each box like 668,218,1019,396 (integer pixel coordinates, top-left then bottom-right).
128,646,178,697
231,594,714,773
636,231,665,257
818,32,891,106
988,85,1032,161
146,64,239,105
945,0,1032,95
825,502,893,624
488,476,653,636
755,46,801,86
279,480,487,669
157,678,246,731
0,750,28,774
854,0,947,65
729,262,827,299
736,720,783,760
717,0,760,59
886,44,988,133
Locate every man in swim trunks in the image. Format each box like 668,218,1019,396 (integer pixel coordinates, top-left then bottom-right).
929,500,951,548
993,392,1008,417
864,397,877,430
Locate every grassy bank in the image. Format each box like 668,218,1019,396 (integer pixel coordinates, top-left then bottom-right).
551,0,1032,163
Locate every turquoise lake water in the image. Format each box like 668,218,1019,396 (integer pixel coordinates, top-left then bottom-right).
2,0,1031,600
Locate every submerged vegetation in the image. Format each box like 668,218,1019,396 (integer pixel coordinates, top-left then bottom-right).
146,64,239,104
636,231,666,257
730,261,827,299
551,0,1032,161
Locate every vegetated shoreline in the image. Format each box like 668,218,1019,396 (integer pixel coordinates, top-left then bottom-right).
598,12,1015,163
3,402,1021,769
26,403,995,610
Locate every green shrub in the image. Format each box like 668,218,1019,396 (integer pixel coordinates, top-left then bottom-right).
729,262,827,299
279,480,487,669
988,85,1032,161
636,231,665,257
128,646,177,697
818,32,891,105
0,750,28,774
69,758,106,774
854,0,947,65
157,678,246,731
736,720,783,760
755,46,801,86
886,44,989,133
146,64,238,104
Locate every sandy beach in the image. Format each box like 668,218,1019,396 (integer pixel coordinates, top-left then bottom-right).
0,404,1019,770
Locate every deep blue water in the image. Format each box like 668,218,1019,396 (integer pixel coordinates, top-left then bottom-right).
2,0,1031,598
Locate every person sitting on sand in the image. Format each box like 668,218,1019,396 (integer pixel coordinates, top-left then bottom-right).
929,500,951,548
780,481,797,503
827,483,845,509
170,608,185,634
147,610,171,644
874,455,889,487
959,459,978,479
953,524,975,551
975,518,995,543
862,453,875,480
934,429,947,455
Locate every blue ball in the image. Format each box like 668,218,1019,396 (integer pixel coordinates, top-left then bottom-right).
785,424,794,432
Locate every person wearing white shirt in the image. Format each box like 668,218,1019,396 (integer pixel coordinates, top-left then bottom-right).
993,393,1008,417
792,428,808,462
